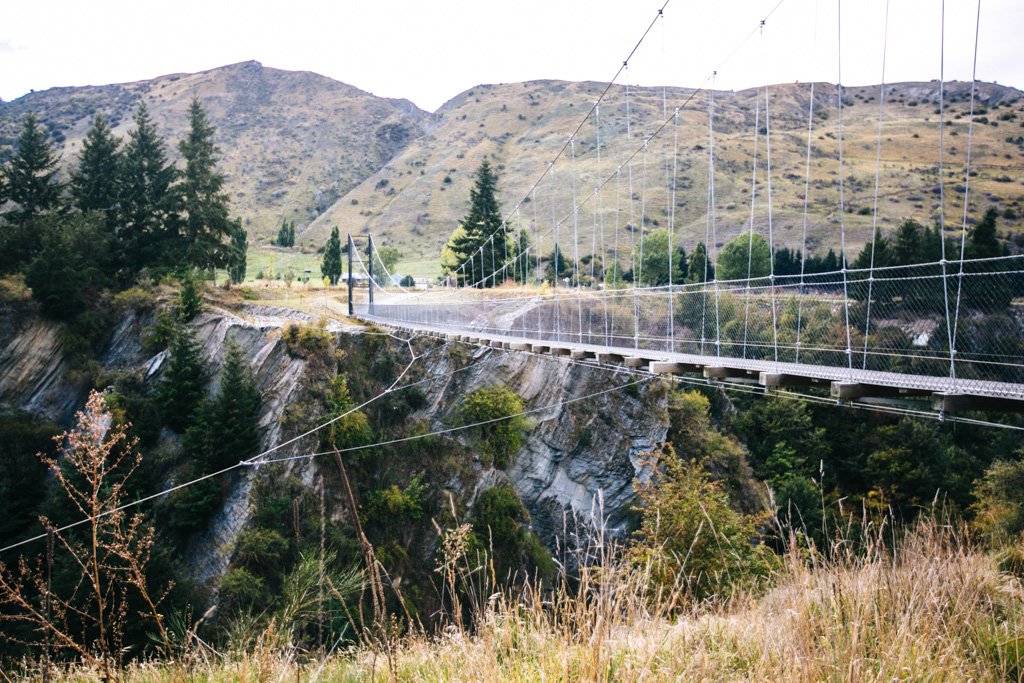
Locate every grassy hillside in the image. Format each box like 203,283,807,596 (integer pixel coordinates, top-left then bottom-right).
0,61,432,241
307,79,1024,277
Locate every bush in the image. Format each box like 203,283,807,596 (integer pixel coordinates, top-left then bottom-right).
628,444,773,605
972,457,1024,545
112,285,156,312
282,320,334,359
456,386,528,468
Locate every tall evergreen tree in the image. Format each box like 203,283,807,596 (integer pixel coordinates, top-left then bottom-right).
158,327,208,432
0,113,64,272
179,98,235,271
686,242,715,283
321,226,342,285
25,214,110,319
186,340,261,471
445,161,507,287
228,220,247,285
121,103,179,274
71,114,122,232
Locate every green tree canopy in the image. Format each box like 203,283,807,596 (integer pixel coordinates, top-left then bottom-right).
686,242,715,283
637,229,684,286
0,112,64,272
120,103,180,274
445,161,508,287
716,232,772,281
158,327,208,432
321,226,342,285
228,220,247,285
179,98,235,271
71,114,122,233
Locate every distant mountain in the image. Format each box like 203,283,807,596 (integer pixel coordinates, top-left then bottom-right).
306,79,1023,272
0,61,433,240
2,67,1021,272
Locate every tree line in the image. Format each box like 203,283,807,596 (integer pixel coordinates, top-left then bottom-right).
442,162,1013,294
0,99,246,318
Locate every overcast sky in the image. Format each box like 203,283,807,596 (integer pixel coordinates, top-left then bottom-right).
1,0,1020,112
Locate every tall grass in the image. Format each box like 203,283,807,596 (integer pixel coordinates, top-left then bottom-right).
19,512,1024,682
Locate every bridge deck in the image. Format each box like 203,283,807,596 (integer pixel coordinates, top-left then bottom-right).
357,313,1024,413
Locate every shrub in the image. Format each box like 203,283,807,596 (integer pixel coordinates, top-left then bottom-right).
112,285,156,312
456,386,528,468
628,444,773,606
282,320,334,359
972,457,1024,545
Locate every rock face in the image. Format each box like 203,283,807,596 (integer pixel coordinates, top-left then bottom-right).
0,305,670,588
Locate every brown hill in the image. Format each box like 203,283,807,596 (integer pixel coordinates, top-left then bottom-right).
306,79,1024,276
0,61,433,240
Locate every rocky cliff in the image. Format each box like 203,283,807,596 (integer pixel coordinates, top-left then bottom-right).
0,302,672,589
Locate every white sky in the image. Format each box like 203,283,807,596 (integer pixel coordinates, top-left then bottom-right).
1,0,1021,112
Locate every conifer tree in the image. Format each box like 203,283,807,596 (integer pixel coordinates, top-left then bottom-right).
203,341,261,470
321,226,342,285
71,114,122,233
0,113,64,272
445,161,507,287
158,327,208,432
121,103,179,274
228,220,247,285
179,98,235,271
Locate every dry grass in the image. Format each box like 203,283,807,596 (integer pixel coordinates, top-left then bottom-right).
34,514,1024,682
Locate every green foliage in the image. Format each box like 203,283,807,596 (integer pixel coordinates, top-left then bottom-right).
282,320,335,359
185,340,262,470
179,98,236,271
71,114,122,235
25,213,111,319
321,226,343,286
473,485,555,582
218,568,269,613
228,220,247,285
158,327,208,432
971,456,1024,545
456,386,528,468
732,397,827,480
274,219,296,247
234,528,290,576
120,102,180,275
445,161,507,287
320,376,372,451
176,269,203,322
544,242,572,283
686,241,715,283
0,112,64,273
637,229,684,286
716,232,771,281
0,412,59,543
628,444,772,604
374,245,401,275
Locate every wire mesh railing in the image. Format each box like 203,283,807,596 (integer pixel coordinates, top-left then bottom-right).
356,255,1024,397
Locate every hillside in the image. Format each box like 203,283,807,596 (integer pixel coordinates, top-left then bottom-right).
0,61,433,240
307,79,1024,276
2,67,1021,276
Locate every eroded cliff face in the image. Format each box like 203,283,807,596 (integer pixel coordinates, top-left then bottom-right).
0,304,670,589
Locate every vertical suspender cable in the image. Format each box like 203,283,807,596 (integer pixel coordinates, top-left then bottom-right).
951,0,983,391
862,0,890,369
837,0,855,375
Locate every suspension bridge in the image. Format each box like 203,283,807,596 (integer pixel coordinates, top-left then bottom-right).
343,0,1023,417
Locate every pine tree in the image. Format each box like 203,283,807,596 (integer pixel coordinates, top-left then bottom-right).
71,114,122,232
321,226,342,285
228,220,247,285
121,103,180,274
179,98,235,271
25,213,110,319
445,161,507,287
158,327,208,432
206,341,261,469
0,112,64,272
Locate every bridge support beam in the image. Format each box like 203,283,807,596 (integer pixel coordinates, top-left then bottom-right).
759,372,820,388
932,393,1024,414
651,361,704,375
571,350,596,360
531,344,549,354
832,382,931,401
509,342,531,351
597,352,624,364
